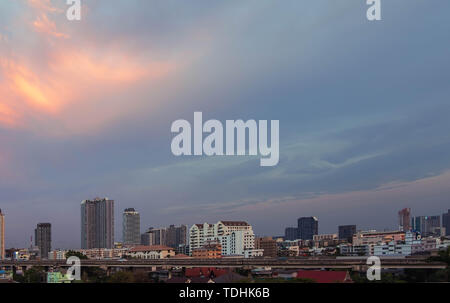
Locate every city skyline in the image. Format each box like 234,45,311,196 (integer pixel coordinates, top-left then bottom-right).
0,201,449,250
1,1,450,249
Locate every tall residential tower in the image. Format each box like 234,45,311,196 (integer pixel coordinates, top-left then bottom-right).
81,198,114,249
398,208,411,231
123,208,140,245
35,223,51,259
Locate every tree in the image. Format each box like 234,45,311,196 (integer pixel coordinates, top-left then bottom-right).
65,250,88,260
15,267,46,283
107,271,135,283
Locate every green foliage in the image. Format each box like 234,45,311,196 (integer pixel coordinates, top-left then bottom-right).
82,267,108,283
14,267,46,283
106,271,136,283
65,250,88,260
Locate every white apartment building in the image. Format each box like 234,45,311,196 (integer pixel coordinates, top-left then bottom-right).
371,232,449,256
189,221,257,257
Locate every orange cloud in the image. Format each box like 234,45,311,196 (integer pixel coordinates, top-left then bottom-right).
0,48,176,132
0,0,180,134
32,14,69,38
0,102,19,127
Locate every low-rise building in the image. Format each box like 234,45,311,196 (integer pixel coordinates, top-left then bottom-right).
48,250,67,260
256,237,277,258
192,242,222,259
339,244,370,256
353,230,405,246
78,248,128,259
126,245,175,259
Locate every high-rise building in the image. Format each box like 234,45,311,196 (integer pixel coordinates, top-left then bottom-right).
398,208,411,231
284,227,298,241
141,225,187,249
142,227,166,246
297,217,318,240
166,225,187,249
338,225,356,243
0,209,4,260
442,210,450,236
411,215,441,237
122,208,140,245
81,198,114,249
35,223,51,259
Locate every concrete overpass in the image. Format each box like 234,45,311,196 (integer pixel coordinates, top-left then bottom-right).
0,257,446,272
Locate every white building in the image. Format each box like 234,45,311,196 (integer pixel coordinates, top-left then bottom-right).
189,221,257,257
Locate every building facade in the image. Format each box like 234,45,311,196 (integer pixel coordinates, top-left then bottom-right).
189,221,257,257
353,230,405,246
35,223,51,259
256,237,277,258
297,217,318,240
411,215,441,237
81,198,115,249
122,208,140,246
166,225,187,249
338,225,356,243
398,208,411,231
141,225,187,249
284,227,298,241
126,245,175,259
192,242,222,259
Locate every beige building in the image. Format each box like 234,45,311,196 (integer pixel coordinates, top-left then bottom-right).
78,248,128,259
353,230,405,246
127,245,175,259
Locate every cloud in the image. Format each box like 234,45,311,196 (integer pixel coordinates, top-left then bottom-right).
0,0,180,134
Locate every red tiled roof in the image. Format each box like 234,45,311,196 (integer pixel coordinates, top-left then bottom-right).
194,223,213,228
296,270,352,283
220,221,249,226
129,245,174,252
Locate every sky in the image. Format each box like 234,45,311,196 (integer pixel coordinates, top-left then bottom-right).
0,0,449,249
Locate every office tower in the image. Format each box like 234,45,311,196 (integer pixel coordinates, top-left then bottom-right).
81,198,114,249
166,224,187,249
141,232,152,246
35,223,51,259
443,210,450,236
141,225,187,248
143,227,166,245
398,208,411,231
0,209,4,260
411,215,441,237
297,217,318,240
284,227,298,241
338,225,356,243
122,208,140,245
